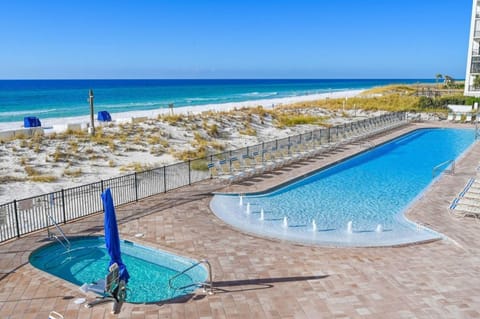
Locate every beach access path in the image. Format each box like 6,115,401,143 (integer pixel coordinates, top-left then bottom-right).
1,121,479,318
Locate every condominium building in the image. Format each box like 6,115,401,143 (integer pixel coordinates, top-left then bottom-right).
465,0,480,96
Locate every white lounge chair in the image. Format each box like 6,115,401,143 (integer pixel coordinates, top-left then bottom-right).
447,113,454,121
465,114,472,123
455,114,463,122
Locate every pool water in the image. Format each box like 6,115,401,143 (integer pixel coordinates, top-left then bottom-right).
29,237,207,303
210,128,475,247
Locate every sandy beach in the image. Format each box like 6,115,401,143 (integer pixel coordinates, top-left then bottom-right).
0,89,372,204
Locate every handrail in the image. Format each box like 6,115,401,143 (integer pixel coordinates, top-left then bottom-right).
46,214,71,251
432,159,455,178
169,259,214,295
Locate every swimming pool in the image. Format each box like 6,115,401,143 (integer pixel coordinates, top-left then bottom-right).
210,128,475,247
29,237,207,303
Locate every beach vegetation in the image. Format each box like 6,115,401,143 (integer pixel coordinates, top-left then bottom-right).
161,114,183,125
65,128,87,137
206,124,219,137
190,159,209,171
0,175,25,184
33,144,41,153
149,146,165,156
239,123,257,136
63,168,82,177
29,175,58,182
24,165,40,176
119,162,153,172
108,160,116,167
15,133,27,140
51,148,67,162
108,140,116,152
275,114,326,127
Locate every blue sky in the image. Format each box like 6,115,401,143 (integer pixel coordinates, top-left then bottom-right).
0,0,472,79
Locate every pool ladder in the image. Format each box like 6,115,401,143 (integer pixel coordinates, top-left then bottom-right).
432,159,455,178
168,259,214,295
46,213,71,251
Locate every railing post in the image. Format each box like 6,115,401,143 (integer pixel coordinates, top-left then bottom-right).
328,127,331,143
101,180,104,192
134,172,139,202
163,166,167,193
61,189,66,224
188,160,192,185
13,200,20,238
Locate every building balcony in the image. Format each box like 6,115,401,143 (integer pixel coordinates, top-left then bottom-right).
471,64,480,74
468,85,480,92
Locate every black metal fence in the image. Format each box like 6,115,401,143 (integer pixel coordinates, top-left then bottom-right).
0,112,406,243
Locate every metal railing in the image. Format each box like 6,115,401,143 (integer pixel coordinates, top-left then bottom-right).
432,159,455,178
169,259,214,295
46,214,71,251
0,112,407,244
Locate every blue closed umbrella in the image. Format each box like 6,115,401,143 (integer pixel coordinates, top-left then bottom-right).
102,188,130,283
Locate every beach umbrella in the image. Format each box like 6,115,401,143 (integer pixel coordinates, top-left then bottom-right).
101,188,130,283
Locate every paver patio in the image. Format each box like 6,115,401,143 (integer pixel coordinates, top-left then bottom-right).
1,121,480,319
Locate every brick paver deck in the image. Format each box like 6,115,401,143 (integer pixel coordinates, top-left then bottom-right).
1,121,480,318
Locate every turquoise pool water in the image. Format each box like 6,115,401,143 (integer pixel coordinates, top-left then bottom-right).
29,237,207,303
210,128,475,247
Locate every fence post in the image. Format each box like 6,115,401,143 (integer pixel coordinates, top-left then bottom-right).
61,189,66,224
163,166,167,193
188,160,192,185
101,180,104,192
134,172,139,202
328,127,331,143
13,200,20,238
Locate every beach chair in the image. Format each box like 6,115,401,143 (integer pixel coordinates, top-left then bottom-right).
248,152,266,174
455,113,462,122
82,263,126,313
447,113,454,121
239,154,256,177
229,157,246,181
465,114,472,123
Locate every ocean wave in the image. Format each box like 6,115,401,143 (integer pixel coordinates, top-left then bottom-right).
238,92,279,98
0,108,58,118
185,97,215,102
98,101,164,109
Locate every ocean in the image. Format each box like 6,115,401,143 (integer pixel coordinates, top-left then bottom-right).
0,79,433,123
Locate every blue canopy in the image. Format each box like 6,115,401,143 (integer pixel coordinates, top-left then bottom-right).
97,111,112,122
24,116,41,128
101,188,130,283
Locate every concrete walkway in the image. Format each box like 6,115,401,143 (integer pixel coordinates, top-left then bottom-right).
1,122,480,318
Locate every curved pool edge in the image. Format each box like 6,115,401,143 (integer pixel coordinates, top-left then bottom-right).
29,236,208,304
209,196,442,248
209,127,474,248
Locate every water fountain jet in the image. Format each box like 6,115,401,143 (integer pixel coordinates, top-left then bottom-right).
282,216,288,228
347,221,353,233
